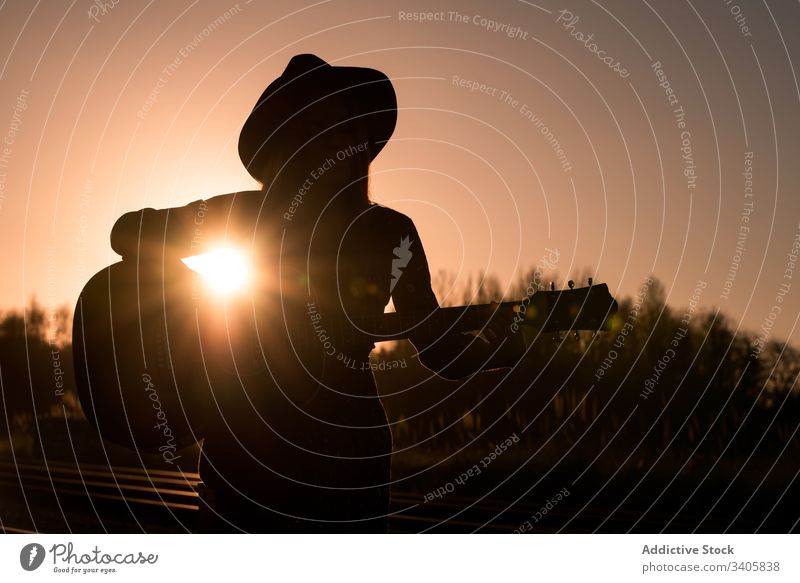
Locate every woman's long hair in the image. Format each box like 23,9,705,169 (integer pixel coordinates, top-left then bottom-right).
257,126,373,231
253,122,375,317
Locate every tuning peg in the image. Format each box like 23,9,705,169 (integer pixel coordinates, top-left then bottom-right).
550,281,555,291
573,330,580,341
568,280,574,290
592,330,601,341
588,277,593,286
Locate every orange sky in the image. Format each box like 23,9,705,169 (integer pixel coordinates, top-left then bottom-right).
1,0,799,347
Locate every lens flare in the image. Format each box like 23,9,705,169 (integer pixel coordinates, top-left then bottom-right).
181,246,249,295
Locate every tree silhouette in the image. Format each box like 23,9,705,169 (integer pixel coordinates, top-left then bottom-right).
0,299,81,434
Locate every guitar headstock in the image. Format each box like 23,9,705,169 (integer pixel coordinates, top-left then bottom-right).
512,277,618,334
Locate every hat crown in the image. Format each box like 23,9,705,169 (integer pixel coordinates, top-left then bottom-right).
282,53,329,79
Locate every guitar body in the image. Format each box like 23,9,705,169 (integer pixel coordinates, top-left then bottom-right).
72,260,202,453
72,258,323,453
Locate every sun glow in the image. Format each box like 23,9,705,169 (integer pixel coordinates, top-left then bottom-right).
181,246,250,295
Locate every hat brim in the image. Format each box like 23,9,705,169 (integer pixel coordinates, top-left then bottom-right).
238,56,397,181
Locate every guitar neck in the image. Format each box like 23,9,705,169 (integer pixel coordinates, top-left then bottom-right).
315,284,617,342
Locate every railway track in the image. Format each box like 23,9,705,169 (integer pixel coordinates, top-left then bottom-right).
0,458,533,533
0,458,776,533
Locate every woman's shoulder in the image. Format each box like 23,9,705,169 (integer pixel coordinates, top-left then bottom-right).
363,202,417,232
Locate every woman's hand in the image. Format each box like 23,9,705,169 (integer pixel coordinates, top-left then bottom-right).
481,302,529,369
110,210,148,259
110,206,197,262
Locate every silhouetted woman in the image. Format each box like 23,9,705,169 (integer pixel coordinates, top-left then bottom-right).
110,54,523,532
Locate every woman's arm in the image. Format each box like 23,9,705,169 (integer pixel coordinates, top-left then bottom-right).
109,193,247,261
390,217,524,380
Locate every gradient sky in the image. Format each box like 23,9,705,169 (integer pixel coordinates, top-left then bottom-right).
1,0,799,347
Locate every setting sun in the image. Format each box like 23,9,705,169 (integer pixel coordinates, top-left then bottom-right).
181,246,250,295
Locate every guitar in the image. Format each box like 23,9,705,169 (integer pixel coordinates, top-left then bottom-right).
72,257,618,453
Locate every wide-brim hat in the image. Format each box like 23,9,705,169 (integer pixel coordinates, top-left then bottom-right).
238,53,397,181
